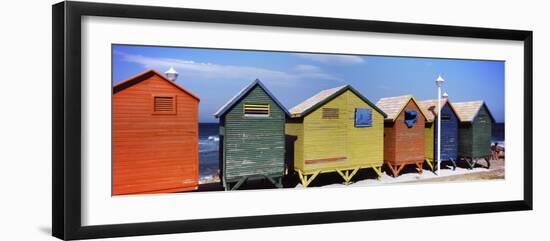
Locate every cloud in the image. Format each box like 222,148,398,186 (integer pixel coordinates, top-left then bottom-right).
293,53,365,65
115,51,340,84
294,64,322,72
292,64,341,81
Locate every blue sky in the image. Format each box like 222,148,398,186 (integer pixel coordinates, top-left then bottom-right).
112,45,505,123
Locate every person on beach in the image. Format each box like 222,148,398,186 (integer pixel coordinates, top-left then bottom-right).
491,142,499,160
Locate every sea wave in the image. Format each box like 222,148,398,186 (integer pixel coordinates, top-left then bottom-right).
199,135,219,153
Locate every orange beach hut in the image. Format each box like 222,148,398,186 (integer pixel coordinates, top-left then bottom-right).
376,95,428,177
112,68,200,195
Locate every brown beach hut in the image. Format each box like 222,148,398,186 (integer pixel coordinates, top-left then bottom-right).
376,95,428,177
112,68,200,195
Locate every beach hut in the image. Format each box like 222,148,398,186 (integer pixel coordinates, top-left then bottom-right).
453,101,495,169
419,94,460,171
376,95,428,177
112,68,200,195
214,79,289,190
286,85,387,187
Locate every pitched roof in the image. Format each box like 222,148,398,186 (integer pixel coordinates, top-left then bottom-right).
214,79,290,118
289,86,345,115
289,85,386,118
452,100,495,123
376,95,427,122
112,69,200,101
419,98,457,123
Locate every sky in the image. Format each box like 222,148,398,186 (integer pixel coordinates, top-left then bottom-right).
112,45,505,123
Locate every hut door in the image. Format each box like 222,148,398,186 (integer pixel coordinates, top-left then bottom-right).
285,135,297,175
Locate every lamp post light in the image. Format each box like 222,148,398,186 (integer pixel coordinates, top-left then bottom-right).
165,66,179,81
435,75,445,175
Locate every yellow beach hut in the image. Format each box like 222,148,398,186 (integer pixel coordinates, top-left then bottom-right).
286,85,387,187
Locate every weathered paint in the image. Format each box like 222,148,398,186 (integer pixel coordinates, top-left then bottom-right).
113,70,199,195
458,105,493,159
217,83,286,189
286,88,385,185
383,99,425,174
425,103,459,161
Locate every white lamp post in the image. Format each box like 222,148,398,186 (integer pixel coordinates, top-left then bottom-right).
165,67,179,81
435,75,445,175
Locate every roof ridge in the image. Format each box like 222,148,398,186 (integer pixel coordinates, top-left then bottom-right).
452,100,485,122
378,94,413,100
418,98,451,122
112,69,200,100
376,95,428,122
289,85,348,115
453,100,484,105
213,79,290,118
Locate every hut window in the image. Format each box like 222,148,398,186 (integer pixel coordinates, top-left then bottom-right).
355,108,372,127
441,114,451,121
244,104,270,117
322,108,339,119
404,109,418,128
153,96,176,114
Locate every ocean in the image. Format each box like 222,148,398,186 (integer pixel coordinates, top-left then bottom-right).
492,123,505,146
199,123,220,181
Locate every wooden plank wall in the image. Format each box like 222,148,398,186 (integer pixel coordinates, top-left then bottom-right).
113,75,199,195
345,91,384,168
458,123,474,158
424,122,434,160
435,104,459,160
222,86,286,182
385,99,425,164
458,105,492,159
472,105,492,158
292,90,384,174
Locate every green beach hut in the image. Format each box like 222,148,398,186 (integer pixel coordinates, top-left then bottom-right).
453,100,495,169
214,79,290,190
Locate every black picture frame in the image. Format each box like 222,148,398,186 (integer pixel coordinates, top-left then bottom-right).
52,1,533,240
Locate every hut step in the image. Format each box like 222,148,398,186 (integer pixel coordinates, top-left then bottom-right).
230,177,248,191
297,170,320,188
426,159,435,172
387,163,406,177
431,159,457,172
265,175,283,188
464,159,478,169
450,159,457,170
336,167,360,184
416,161,424,175
373,166,382,180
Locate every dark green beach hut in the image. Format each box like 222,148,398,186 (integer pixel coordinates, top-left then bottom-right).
453,101,495,169
214,79,290,190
